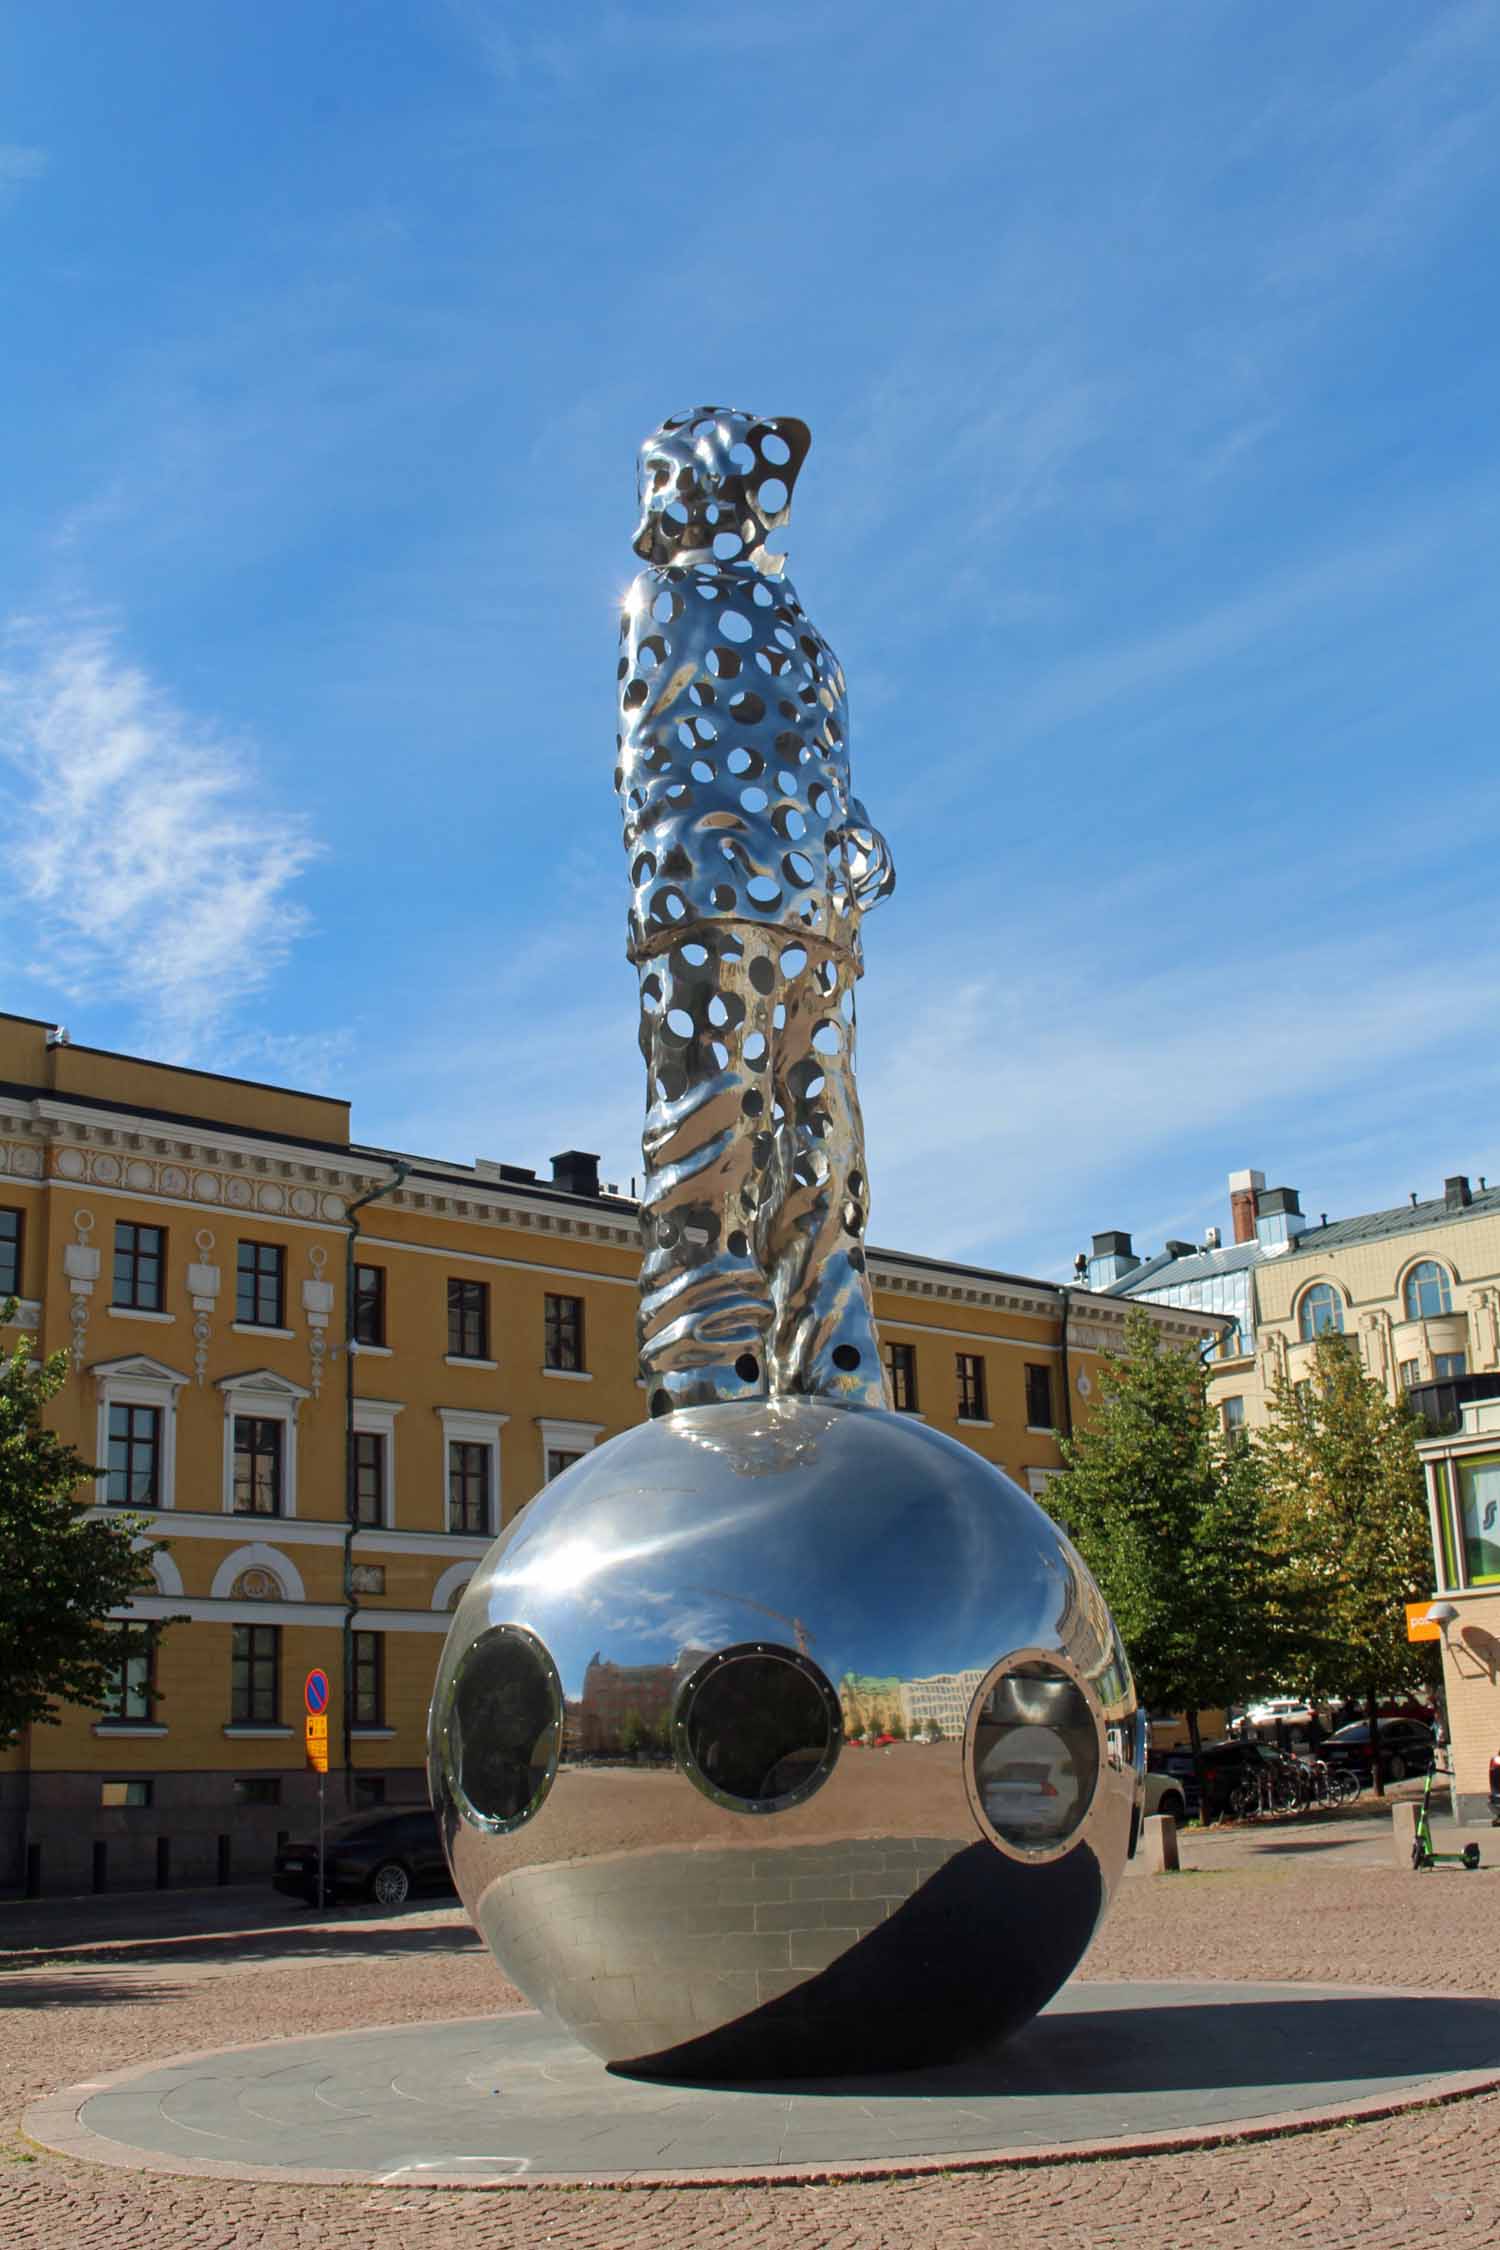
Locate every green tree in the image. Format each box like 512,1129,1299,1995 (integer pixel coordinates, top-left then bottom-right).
1257,1331,1437,1792
0,1313,165,1749
1041,1307,1291,1806
619,1706,646,1756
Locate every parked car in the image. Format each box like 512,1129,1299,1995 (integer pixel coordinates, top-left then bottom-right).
1144,1771,1188,1823
1488,1744,1499,1825
1323,1718,1436,1784
272,1807,454,1907
1151,1738,1286,1820
1242,1697,1320,1733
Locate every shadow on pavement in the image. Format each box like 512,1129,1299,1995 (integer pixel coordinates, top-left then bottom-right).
691,1992,1500,2101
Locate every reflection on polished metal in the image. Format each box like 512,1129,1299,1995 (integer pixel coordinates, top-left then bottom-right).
430,1401,1144,2078
616,407,895,1413
430,407,1143,2081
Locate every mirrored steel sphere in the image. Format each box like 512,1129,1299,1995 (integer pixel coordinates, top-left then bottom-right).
429,1400,1142,2079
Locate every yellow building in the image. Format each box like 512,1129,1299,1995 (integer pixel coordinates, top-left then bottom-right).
0,1011,1217,1895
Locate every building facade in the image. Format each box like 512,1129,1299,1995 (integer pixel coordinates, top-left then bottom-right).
0,1011,1217,1895
1086,1165,1500,1434
1416,1388,1500,1823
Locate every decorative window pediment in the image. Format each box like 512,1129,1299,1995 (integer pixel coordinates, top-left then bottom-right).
214,1368,312,1402
91,1353,190,1389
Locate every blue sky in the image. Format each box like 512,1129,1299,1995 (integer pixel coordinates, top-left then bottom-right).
4,1,1500,1279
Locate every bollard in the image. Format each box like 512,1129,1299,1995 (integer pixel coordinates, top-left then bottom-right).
24,1843,41,1899
217,1833,231,1887
92,1840,108,1894
1391,1801,1421,1869
155,1836,171,1890
1142,1812,1180,1873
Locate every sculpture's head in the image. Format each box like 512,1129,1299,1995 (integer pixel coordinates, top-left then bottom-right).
633,406,811,567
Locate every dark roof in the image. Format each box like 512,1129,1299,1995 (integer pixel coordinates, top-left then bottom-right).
1293,1185,1500,1253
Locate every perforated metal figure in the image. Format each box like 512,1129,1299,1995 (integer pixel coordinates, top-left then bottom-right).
616,407,895,1414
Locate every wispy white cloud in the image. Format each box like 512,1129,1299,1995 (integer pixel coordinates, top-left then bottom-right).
0,144,46,211
0,619,321,1053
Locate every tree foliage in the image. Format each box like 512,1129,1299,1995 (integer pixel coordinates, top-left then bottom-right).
1041,1309,1292,1780
0,1313,164,1750
1257,1332,1437,1734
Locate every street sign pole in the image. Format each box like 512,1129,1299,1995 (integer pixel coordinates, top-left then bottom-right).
304,1669,332,1904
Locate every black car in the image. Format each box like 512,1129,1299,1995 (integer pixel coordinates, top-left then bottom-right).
1151,1739,1283,1820
272,1807,453,1907
1323,1718,1436,1783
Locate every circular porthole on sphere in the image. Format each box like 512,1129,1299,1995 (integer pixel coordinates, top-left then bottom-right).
440,1624,563,1835
965,1650,1103,1860
675,1643,841,1814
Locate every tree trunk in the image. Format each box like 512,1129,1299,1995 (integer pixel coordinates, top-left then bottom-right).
1366,1680,1384,1797
1185,1708,1205,1823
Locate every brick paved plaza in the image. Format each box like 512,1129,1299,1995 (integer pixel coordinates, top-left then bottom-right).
3,1807,1498,2248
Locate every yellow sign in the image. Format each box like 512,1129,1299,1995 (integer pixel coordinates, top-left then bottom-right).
304,1713,329,1771
1406,1601,1442,1643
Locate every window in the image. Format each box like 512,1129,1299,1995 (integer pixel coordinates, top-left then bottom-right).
232,1776,281,1806
1298,1283,1344,1340
233,1416,283,1515
544,1292,585,1371
112,1222,165,1311
1398,1358,1421,1389
545,1447,583,1483
1216,1320,1244,1359
236,1240,285,1327
0,1206,20,1299
1457,1456,1500,1584
1435,1352,1468,1380
231,1624,280,1724
1220,1395,1246,1436
101,1627,155,1723
106,1403,161,1506
957,1352,988,1421
885,1341,919,1412
1404,1261,1453,1321
353,1431,385,1526
448,1277,489,1360
449,1440,492,1534
1024,1363,1053,1430
100,1779,152,1808
353,1264,386,1347
353,1631,384,1727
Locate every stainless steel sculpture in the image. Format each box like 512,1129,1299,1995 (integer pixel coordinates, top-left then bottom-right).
616,407,894,1412
429,409,1143,2081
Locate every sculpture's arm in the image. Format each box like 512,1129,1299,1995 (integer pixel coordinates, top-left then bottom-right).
835,796,896,909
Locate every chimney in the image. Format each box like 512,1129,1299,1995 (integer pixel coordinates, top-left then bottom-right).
1204,1225,1221,1250
1228,1168,1265,1244
1254,1185,1307,1253
551,1149,601,1199
1088,1230,1139,1289
1164,1240,1196,1259
1445,1175,1472,1211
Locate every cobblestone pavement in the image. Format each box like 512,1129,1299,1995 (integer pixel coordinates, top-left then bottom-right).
3,1813,1499,2248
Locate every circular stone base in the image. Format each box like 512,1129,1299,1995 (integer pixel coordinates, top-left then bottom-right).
28,1980,1500,2189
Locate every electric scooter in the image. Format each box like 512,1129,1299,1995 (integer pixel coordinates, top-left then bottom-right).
1412,1753,1482,1871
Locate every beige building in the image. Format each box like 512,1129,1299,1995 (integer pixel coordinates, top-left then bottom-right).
1416,1397,1500,1824
1090,1165,1500,1811
0,1009,1217,1896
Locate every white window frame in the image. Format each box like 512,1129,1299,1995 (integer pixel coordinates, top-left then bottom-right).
537,1415,604,1483
92,1355,189,1512
352,1397,404,1531
439,1406,509,1536
217,1369,311,1519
